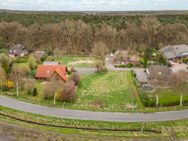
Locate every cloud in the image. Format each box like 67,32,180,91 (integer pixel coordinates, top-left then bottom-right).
153,0,169,2
0,0,188,11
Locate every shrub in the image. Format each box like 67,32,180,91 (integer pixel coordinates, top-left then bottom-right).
42,82,56,99
140,93,155,107
69,72,80,86
3,80,15,90
156,54,167,65
113,50,128,64
0,53,11,73
61,80,76,102
46,56,55,61
28,55,37,70
54,91,63,101
42,80,64,100
68,66,77,74
95,60,107,73
32,88,38,96
28,70,36,78
91,100,105,108
14,57,27,63
24,79,35,95
114,63,133,68
182,57,188,64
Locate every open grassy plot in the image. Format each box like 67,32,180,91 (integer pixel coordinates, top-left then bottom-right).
69,71,143,111
58,55,96,67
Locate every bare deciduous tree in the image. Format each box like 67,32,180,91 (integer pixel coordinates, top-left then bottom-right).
169,70,188,106
0,67,6,92
61,80,76,102
70,72,81,86
10,65,28,97
92,41,109,63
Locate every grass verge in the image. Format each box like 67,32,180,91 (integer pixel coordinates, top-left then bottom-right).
0,106,188,138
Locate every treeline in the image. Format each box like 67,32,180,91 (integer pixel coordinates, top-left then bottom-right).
1,12,188,27
0,15,188,54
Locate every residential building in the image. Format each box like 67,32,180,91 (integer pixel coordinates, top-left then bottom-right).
9,44,28,58
35,65,68,82
160,44,188,61
43,61,60,65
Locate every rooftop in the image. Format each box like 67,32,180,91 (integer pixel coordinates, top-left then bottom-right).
35,65,67,82
160,44,188,59
43,61,60,65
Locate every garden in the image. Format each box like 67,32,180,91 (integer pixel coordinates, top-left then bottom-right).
2,70,143,112
140,88,188,107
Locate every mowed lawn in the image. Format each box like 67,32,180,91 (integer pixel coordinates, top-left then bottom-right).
58,55,96,68
157,88,188,106
66,71,142,112
141,88,188,107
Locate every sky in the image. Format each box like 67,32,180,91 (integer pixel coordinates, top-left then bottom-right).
0,0,188,11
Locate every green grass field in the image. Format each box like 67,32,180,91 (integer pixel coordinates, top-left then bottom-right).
141,88,188,107
58,55,96,67
70,71,142,111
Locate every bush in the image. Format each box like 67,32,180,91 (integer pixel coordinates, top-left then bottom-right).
42,81,64,100
14,57,27,63
46,56,55,61
28,55,37,70
95,60,107,73
140,93,155,107
61,80,76,102
28,70,36,78
24,79,35,95
68,66,77,74
32,88,38,96
0,53,11,73
42,82,56,99
114,63,133,68
69,72,80,86
156,54,167,65
3,80,15,90
54,91,63,101
182,57,188,64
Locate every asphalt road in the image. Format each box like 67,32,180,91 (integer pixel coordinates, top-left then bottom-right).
0,138,10,141
0,96,188,122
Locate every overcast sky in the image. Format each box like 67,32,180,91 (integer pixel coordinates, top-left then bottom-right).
0,0,188,11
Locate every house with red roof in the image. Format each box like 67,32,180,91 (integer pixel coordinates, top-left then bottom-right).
35,64,68,82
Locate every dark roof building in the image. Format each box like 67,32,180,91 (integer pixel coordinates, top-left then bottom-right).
9,44,28,57
160,44,188,60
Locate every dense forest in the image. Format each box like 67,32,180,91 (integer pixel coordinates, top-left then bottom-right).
0,12,188,54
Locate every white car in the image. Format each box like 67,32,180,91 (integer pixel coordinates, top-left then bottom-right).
168,60,176,66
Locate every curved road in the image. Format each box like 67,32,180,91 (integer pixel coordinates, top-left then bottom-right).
0,96,188,122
